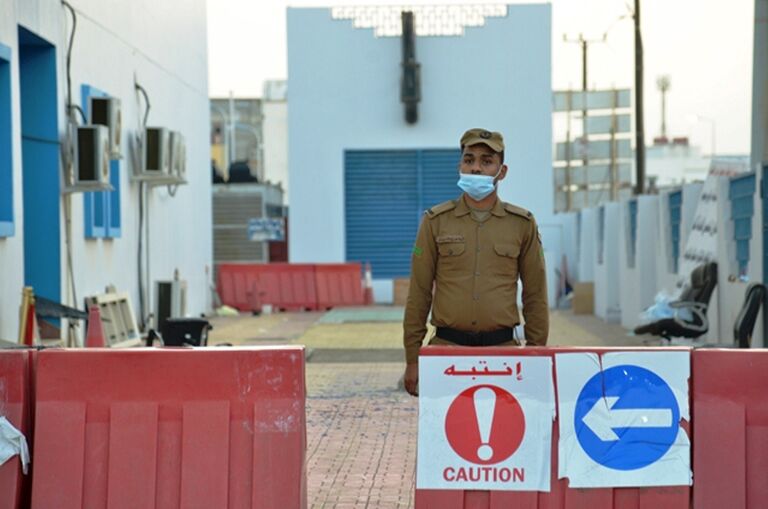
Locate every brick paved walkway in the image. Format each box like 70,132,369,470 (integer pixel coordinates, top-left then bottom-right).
209,307,641,507
306,363,417,508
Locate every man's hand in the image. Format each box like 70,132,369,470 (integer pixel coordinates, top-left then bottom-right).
404,363,419,396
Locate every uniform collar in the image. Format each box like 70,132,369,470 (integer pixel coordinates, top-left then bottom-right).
454,194,506,217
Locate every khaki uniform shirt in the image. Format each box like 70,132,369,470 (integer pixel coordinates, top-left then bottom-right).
403,195,549,364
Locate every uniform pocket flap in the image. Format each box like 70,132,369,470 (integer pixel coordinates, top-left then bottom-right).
438,242,465,256
436,234,465,244
494,243,520,258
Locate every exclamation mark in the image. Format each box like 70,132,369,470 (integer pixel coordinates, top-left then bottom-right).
474,387,496,461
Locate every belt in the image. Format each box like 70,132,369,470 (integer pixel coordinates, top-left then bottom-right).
436,327,516,347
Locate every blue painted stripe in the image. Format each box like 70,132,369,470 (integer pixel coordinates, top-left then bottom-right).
628,199,638,265
0,46,13,236
0,42,10,61
729,173,757,274
668,190,682,272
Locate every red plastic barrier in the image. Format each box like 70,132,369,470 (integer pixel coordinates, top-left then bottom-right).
256,264,318,312
0,350,31,509
218,263,318,312
692,349,768,509
31,348,307,509
217,263,258,311
314,263,364,310
218,263,368,312
416,346,690,509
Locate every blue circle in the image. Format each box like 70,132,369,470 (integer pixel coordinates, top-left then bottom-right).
574,365,680,471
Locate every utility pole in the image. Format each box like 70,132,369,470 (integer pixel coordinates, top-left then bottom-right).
634,0,646,195
564,33,606,202
228,90,236,165
657,75,670,140
563,33,606,139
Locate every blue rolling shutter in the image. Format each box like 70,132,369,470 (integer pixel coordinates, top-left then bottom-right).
419,149,460,211
345,149,461,278
668,190,682,273
729,173,756,277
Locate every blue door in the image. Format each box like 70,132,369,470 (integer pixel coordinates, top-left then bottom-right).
19,27,60,301
344,149,461,278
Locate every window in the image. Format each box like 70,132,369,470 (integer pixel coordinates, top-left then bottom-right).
81,84,121,238
729,173,756,277
627,199,638,268
0,43,13,237
668,190,682,273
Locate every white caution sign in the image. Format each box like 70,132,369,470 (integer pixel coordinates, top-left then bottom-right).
555,351,692,488
417,356,555,491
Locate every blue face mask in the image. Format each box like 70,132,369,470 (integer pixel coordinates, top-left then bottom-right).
457,168,502,201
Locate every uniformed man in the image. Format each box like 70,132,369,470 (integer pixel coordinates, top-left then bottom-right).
402,128,549,396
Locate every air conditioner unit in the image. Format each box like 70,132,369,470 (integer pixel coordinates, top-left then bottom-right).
169,131,187,182
89,96,122,159
135,126,181,185
154,280,187,331
75,125,111,188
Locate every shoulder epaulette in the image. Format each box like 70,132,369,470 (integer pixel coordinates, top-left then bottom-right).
426,200,457,217
503,203,533,220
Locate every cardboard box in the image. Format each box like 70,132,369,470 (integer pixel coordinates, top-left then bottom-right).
393,278,410,306
572,282,594,315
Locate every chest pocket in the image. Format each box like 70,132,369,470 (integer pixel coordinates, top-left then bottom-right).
493,242,520,277
438,242,465,257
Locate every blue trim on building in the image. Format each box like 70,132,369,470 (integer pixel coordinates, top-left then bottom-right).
19,26,60,301
628,199,638,268
81,84,121,239
729,172,756,277
668,190,682,273
0,42,13,237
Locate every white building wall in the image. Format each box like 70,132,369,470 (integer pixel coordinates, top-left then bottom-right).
558,211,579,283
0,0,211,340
577,208,595,282
287,5,552,264
654,183,704,298
619,195,659,330
262,99,289,203
711,171,764,346
593,202,620,322
0,0,26,340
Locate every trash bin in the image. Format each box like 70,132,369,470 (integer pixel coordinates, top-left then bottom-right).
160,318,212,347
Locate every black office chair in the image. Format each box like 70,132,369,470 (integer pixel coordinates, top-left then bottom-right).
733,283,767,348
634,262,718,340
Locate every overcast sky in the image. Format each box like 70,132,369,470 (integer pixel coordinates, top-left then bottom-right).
207,0,755,155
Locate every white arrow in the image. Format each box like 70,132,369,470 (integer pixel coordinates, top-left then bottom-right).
582,396,673,441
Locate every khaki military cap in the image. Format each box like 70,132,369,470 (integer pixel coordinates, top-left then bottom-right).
460,128,504,152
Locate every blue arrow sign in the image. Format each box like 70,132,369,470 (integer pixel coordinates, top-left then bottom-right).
573,364,680,471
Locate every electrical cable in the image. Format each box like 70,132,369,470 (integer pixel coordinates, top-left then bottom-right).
135,80,151,329
62,0,78,316
135,83,151,127
72,104,86,125
62,1,77,124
